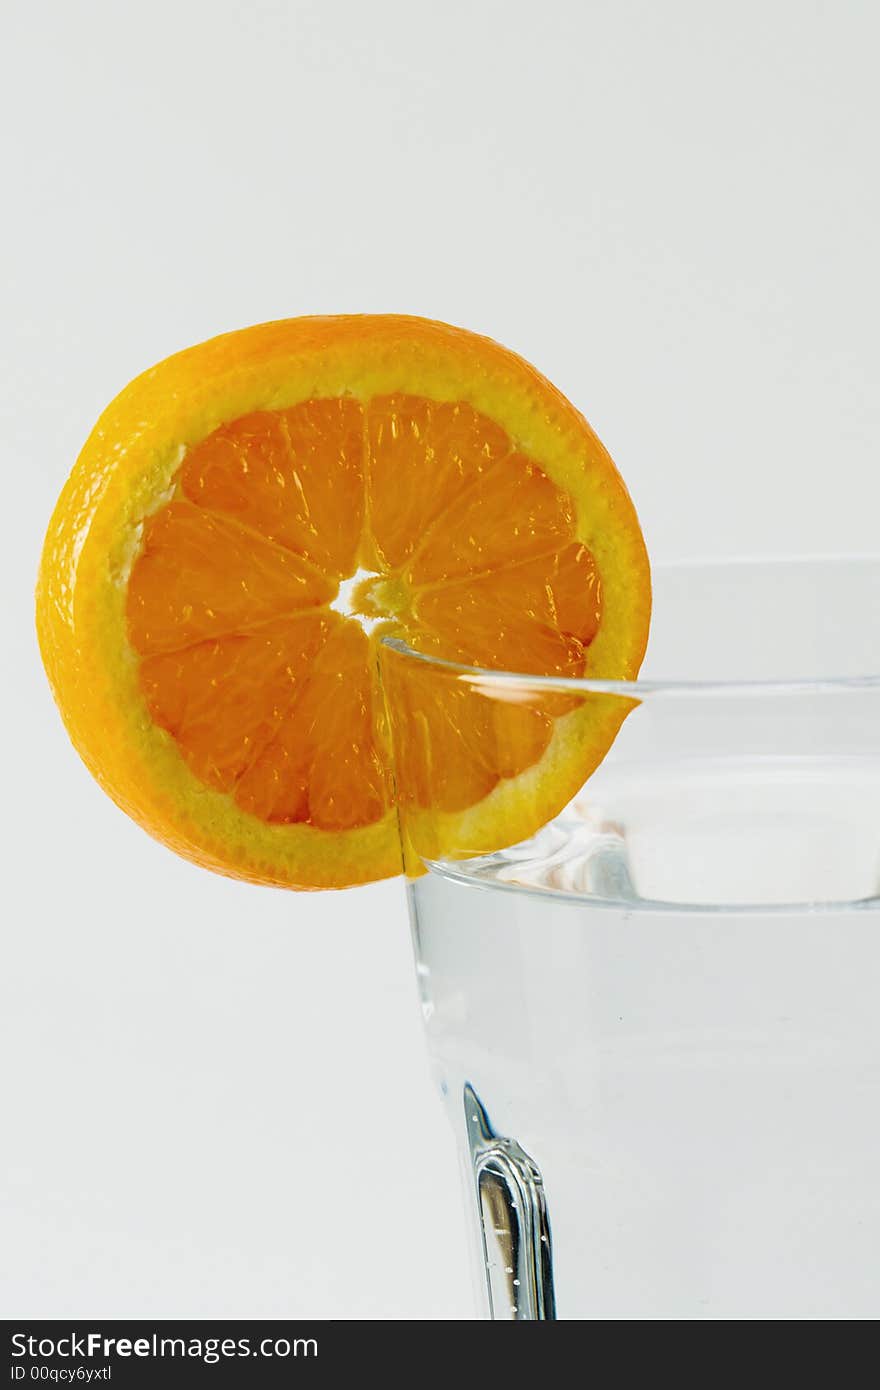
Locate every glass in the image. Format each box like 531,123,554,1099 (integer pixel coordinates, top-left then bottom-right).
379,557,880,1320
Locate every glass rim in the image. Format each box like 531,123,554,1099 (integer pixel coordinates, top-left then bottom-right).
379,553,880,697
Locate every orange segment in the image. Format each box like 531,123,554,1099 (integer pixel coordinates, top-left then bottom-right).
127,500,333,655
408,450,576,586
285,622,390,830
234,620,389,829
366,395,511,570
139,612,336,797
36,315,651,888
386,662,554,815
413,542,601,676
180,398,365,579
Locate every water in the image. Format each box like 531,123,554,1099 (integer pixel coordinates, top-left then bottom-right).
432,754,880,912
407,758,880,1318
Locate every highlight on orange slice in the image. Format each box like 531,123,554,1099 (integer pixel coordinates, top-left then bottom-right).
36,316,651,889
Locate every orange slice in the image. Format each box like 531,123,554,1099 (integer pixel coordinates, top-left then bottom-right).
36,316,650,888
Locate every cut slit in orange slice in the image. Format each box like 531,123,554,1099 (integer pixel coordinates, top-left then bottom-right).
36,316,651,888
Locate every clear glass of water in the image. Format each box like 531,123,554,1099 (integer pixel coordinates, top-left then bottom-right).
379,557,880,1320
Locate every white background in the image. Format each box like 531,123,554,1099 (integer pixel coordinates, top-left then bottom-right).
4,0,879,1319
